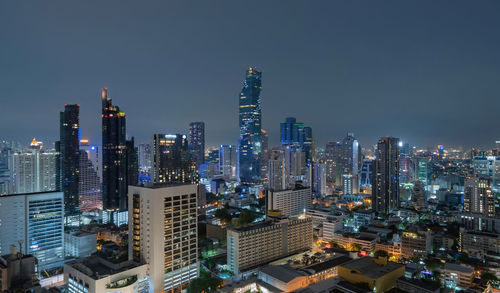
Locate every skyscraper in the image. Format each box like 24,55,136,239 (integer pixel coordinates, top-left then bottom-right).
138,143,152,171
151,134,198,184
372,137,400,214
464,175,495,217
238,67,262,185
188,122,205,169
101,88,128,211
280,117,313,162
78,140,102,211
126,137,138,187
219,144,237,181
58,104,80,214
267,148,286,191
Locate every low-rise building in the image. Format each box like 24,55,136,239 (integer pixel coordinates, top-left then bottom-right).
396,277,440,293
64,255,150,293
375,241,401,259
337,257,405,293
65,231,97,258
330,232,377,252
459,228,500,257
0,251,40,292
444,263,474,290
401,230,432,258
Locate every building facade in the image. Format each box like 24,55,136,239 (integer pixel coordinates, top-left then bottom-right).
188,122,205,169
372,137,400,214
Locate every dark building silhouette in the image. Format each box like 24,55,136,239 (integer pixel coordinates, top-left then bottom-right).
101,88,128,211
188,122,205,168
57,104,80,214
372,137,400,214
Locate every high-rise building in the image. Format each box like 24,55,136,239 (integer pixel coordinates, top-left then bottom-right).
129,184,199,292
11,149,57,194
464,175,495,217
266,187,312,217
472,156,500,191
138,143,152,171
101,88,128,211
151,134,198,184
415,157,430,186
399,143,413,184
0,191,64,270
261,129,269,181
238,67,262,185
283,146,307,188
219,144,237,181
339,133,361,178
188,122,205,169
126,137,138,187
280,117,313,162
360,158,373,187
227,215,312,274
372,137,400,214
342,173,359,195
268,149,286,191
312,162,327,196
325,141,341,185
78,145,102,211
58,104,80,214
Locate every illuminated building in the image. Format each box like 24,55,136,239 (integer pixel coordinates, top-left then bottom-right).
261,129,269,181
338,133,361,181
138,143,152,171
312,162,327,195
64,230,97,258
57,104,80,214
238,67,262,185
411,180,426,211
443,263,474,290
266,187,312,217
267,148,286,191
472,156,500,191
360,158,372,187
78,141,102,211
101,88,128,211
188,122,205,168
401,230,432,258
11,142,57,194
227,215,312,274
325,141,341,184
0,191,64,270
464,175,495,217
372,137,400,213
342,173,359,195
128,184,199,292
415,157,430,186
151,134,198,184
219,144,237,181
280,117,313,162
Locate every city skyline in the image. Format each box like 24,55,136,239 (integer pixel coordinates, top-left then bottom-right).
1,1,500,149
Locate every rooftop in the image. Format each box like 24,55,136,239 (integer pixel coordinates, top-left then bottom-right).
65,255,145,280
259,265,308,283
444,263,474,273
397,277,440,291
340,257,404,279
301,255,352,274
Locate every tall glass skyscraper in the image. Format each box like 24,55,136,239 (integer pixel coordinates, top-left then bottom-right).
372,137,400,214
188,122,205,169
57,104,80,215
101,88,128,211
238,67,262,185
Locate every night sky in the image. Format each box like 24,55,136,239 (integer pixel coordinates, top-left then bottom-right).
1,1,500,150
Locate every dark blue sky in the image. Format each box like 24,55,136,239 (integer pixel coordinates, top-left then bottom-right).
1,1,500,149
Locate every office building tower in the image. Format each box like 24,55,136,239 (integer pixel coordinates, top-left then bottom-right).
64,231,97,258
268,149,286,191
101,88,128,211
227,215,312,274
58,104,80,214
80,139,101,179
312,162,327,195
372,137,400,214
151,134,198,184
0,191,64,270
188,122,205,169
284,146,307,188
138,143,152,171
238,67,262,185
464,175,495,217
280,117,313,162
399,143,413,184
266,187,312,217
0,144,11,195
129,184,199,292
219,145,237,181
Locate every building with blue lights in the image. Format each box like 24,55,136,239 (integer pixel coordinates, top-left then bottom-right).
280,117,313,162
238,67,263,185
